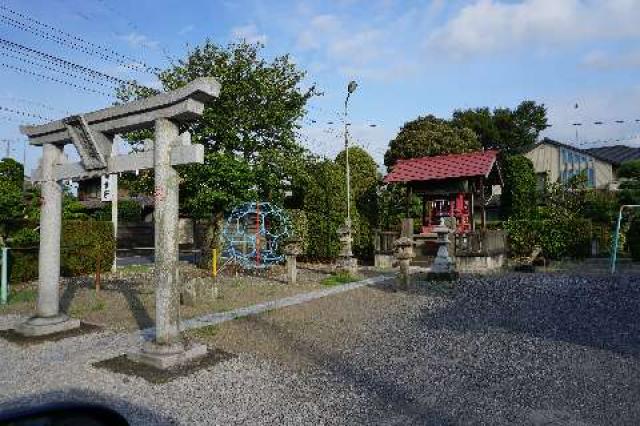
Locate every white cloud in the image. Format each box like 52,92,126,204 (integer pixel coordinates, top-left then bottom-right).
231,24,268,45
582,49,640,69
178,25,195,36
296,14,341,50
427,0,640,58
121,32,160,49
294,12,410,80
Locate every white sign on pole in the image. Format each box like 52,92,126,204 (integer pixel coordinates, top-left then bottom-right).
101,175,113,201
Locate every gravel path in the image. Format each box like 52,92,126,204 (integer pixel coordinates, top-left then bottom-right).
1,273,639,425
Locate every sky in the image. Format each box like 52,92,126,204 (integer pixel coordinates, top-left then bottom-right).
1,0,640,174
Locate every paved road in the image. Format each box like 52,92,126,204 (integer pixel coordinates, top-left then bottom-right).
1,273,639,425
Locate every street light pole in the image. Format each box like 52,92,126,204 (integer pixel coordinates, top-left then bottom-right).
344,80,358,238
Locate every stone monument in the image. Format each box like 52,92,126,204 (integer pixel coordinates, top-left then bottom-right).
336,220,358,275
17,78,220,368
393,236,414,290
283,236,302,284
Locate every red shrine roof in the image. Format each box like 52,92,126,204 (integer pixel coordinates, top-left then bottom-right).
384,150,498,183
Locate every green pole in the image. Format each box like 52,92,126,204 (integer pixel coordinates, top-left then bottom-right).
1,247,8,304
611,207,623,274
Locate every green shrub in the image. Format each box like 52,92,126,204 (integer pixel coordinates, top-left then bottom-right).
304,160,345,259
119,199,143,222
7,249,38,284
94,199,143,222
4,221,116,283
61,220,115,276
7,226,40,284
628,218,640,261
618,160,640,180
286,209,308,253
506,217,591,259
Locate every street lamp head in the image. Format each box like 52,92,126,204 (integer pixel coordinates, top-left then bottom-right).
347,80,358,94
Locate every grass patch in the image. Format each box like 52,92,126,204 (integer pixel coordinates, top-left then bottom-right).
91,299,106,312
321,272,360,287
189,325,220,339
7,288,37,305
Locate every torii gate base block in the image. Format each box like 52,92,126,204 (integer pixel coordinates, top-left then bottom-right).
128,340,208,370
16,315,81,337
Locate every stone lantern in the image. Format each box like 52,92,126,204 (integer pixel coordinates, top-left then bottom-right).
429,218,457,280
336,221,357,275
393,236,414,290
283,237,303,284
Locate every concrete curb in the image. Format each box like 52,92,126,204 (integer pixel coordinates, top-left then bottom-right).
137,274,391,340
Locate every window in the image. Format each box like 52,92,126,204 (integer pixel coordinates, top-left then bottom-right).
588,168,595,187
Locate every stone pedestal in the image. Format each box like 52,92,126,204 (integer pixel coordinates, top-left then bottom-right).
393,236,414,290
16,314,81,337
128,340,207,370
428,219,458,280
336,221,358,275
283,237,302,285
180,277,218,306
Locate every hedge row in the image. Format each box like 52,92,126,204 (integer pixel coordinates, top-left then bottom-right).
5,220,115,284
505,217,592,259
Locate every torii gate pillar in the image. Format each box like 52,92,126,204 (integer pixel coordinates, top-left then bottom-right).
15,143,74,335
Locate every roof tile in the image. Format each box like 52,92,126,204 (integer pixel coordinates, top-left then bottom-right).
384,150,498,183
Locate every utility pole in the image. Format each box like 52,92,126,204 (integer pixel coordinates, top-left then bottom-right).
344,80,358,232
3,139,11,158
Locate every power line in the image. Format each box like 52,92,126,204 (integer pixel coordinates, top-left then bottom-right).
0,105,52,121
0,61,113,97
0,38,130,86
0,4,158,73
0,50,117,89
0,95,71,115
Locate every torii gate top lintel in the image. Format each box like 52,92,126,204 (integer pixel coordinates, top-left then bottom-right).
20,77,220,182
20,77,220,145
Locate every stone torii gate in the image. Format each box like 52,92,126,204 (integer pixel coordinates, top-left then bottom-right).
17,78,219,367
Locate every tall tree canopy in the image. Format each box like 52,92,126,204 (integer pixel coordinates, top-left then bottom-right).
118,41,318,218
452,100,548,155
384,115,480,169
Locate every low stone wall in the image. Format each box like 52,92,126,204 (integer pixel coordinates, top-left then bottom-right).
456,253,506,273
374,254,394,269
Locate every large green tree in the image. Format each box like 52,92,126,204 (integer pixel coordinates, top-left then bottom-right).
452,100,548,155
118,41,318,256
384,115,480,169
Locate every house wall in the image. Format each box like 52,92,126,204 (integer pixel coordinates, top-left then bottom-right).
524,143,614,189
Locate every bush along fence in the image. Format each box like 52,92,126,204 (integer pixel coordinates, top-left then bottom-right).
505,217,603,259
1,220,115,285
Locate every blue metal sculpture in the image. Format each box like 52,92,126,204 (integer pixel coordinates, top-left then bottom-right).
221,202,292,269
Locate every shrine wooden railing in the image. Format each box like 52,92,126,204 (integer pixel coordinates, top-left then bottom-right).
454,230,506,256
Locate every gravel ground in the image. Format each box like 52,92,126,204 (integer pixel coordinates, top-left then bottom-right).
1,273,639,425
